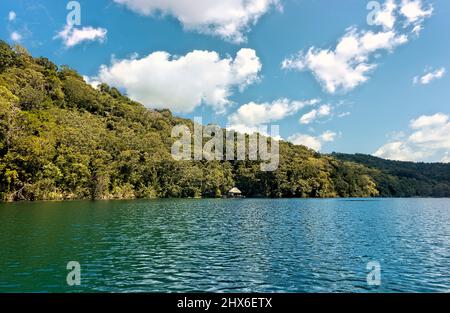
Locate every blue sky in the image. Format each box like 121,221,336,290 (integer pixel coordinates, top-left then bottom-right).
2,0,450,162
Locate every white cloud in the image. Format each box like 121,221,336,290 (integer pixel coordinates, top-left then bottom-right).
113,0,279,43
288,134,322,151
10,31,22,42
288,131,337,151
94,48,262,113
442,153,450,163
282,0,433,94
374,141,430,161
410,113,448,129
374,0,397,29
408,116,450,150
299,110,317,125
374,113,450,162
338,111,351,118
55,24,107,48
83,76,101,89
225,124,282,139
413,68,446,85
229,98,318,125
8,11,16,22
299,104,332,124
282,28,408,93
400,0,433,25
227,98,319,134
320,130,337,142
411,24,423,35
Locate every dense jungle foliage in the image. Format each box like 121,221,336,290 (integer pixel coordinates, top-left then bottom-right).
0,41,447,201
333,153,450,197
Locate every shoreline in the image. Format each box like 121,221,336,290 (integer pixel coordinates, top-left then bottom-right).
1,196,450,204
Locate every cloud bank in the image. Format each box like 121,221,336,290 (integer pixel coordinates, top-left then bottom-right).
227,98,319,134
374,113,450,162
288,131,337,152
95,48,262,113
282,0,433,94
113,0,280,43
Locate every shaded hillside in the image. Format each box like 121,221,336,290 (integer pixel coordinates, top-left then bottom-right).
333,153,450,197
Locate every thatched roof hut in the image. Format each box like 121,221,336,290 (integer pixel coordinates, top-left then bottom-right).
228,187,242,196
228,187,242,194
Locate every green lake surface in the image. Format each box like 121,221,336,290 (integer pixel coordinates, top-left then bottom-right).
0,198,449,292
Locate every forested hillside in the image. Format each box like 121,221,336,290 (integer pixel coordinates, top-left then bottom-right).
0,41,447,201
333,153,450,197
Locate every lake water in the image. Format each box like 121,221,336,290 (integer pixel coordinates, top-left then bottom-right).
0,198,449,293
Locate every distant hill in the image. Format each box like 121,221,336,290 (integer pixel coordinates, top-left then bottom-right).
0,40,447,201
333,153,450,197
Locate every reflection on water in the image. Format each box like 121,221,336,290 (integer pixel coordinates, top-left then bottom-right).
0,198,449,292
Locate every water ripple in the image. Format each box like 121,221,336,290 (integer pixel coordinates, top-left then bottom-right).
0,198,450,292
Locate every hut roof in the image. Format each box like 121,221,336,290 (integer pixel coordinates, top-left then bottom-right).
228,187,242,194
